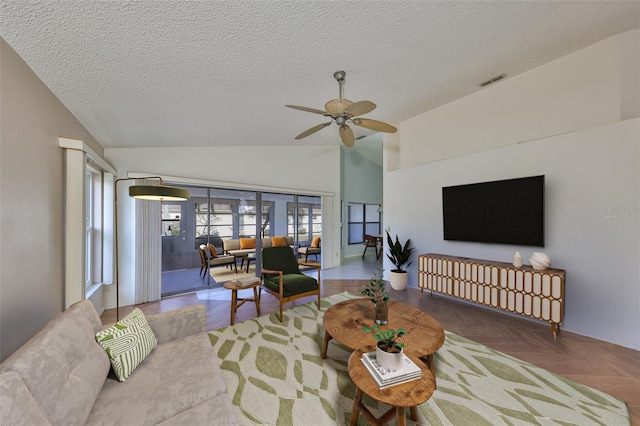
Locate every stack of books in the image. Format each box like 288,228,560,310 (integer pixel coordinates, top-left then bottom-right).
231,277,259,287
360,351,422,389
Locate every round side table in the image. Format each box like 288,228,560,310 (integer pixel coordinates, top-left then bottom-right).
347,350,435,426
223,278,261,325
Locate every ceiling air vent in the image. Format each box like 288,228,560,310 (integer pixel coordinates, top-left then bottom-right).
479,73,506,87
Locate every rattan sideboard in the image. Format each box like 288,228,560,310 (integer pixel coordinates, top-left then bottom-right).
418,253,566,339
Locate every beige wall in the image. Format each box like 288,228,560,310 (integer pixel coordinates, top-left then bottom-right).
0,38,104,361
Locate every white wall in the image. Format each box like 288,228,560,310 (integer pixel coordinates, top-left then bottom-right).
383,30,640,350
105,145,341,308
386,119,639,349
395,30,637,169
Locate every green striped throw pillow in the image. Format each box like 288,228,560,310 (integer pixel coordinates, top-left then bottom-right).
96,309,157,382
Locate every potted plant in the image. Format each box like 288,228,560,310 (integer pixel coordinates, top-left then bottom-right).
360,269,389,325
386,231,414,290
362,324,407,371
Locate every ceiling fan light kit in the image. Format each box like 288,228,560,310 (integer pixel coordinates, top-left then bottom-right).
286,71,397,147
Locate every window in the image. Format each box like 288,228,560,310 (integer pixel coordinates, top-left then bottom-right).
85,170,93,288
85,162,106,292
192,198,273,240
60,137,115,307
161,203,182,236
287,197,321,244
348,203,380,244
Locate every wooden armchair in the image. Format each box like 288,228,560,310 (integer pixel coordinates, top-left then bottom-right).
261,246,321,321
198,244,237,278
298,236,321,262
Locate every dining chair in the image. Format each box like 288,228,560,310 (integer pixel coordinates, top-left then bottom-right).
362,234,379,260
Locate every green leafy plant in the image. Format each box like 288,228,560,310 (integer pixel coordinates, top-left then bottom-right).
362,324,406,353
360,268,389,304
386,231,414,272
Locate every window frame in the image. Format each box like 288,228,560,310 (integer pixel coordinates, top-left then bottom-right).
347,203,381,245
60,138,115,307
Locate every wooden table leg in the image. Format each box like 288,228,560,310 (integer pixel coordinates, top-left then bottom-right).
350,387,363,426
253,286,260,315
321,331,332,359
409,406,418,421
230,289,237,325
396,406,406,426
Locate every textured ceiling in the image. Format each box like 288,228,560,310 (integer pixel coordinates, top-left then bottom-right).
1,1,639,149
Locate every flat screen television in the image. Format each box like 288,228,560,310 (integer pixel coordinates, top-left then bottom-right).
442,175,544,247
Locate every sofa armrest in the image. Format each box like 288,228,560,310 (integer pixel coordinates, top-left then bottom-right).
145,305,207,344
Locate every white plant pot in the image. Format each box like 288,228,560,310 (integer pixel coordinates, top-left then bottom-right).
376,343,404,371
389,270,408,290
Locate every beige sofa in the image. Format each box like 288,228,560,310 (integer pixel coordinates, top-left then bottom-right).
0,301,238,425
223,236,294,257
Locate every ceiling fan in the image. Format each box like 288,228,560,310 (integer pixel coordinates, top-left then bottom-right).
286,71,397,147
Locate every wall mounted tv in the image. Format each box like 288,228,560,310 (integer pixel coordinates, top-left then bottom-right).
442,175,545,247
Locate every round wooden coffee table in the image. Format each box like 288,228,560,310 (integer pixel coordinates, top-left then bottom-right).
322,298,445,376
348,350,435,426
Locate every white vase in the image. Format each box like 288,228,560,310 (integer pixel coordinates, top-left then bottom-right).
376,343,404,371
513,251,523,268
389,271,408,290
529,252,551,270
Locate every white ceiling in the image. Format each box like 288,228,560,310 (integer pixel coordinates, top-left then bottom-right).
1,1,639,149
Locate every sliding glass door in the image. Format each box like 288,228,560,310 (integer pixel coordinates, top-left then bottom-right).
161,186,321,297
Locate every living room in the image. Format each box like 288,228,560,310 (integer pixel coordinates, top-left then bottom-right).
1,2,639,425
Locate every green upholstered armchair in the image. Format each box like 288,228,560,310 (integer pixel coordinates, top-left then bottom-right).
261,246,321,321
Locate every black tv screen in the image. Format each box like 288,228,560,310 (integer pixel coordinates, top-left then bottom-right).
442,175,544,247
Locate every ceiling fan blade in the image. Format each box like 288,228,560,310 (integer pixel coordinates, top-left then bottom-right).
352,118,398,133
339,125,355,147
285,105,328,115
294,122,332,140
345,100,376,117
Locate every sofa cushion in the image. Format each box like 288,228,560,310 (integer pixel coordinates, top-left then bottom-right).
227,248,255,256
87,332,230,425
209,255,236,267
271,236,287,247
311,236,321,248
264,274,319,298
223,239,241,252
0,371,51,425
2,300,110,426
208,243,218,258
96,309,158,382
239,237,256,249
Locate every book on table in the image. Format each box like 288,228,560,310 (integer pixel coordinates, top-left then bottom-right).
232,277,259,287
360,351,422,389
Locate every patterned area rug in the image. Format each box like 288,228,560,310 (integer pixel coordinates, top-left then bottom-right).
210,265,257,283
208,292,630,426
209,263,316,283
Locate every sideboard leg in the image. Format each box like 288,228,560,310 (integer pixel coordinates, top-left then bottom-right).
551,323,560,340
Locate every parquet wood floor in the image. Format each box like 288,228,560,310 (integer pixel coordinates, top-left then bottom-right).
101,279,640,424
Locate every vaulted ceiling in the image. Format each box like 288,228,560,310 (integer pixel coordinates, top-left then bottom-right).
1,1,638,149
